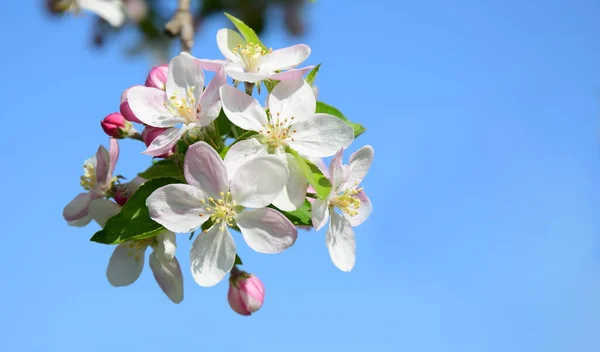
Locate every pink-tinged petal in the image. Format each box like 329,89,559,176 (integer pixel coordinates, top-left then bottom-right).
287,113,354,158
88,199,122,228
127,86,183,127
120,86,143,124
268,65,314,81
190,225,236,287
329,148,349,192
79,0,125,27
143,127,185,157
149,251,184,304
197,100,222,127
230,156,289,208
326,212,356,272
311,198,330,231
225,62,271,83
106,242,148,286
347,145,374,187
223,138,268,178
271,153,307,211
108,138,119,179
166,52,204,103
199,67,226,112
228,274,265,316
67,215,92,227
268,78,316,123
216,29,245,63
198,59,227,71
235,208,298,254
94,145,111,186
344,191,372,227
259,44,311,71
219,85,268,131
146,184,208,233
63,192,92,222
183,141,229,198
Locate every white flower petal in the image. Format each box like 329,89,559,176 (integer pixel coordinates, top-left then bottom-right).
223,138,268,178
127,86,183,127
106,242,148,286
190,225,236,287
287,113,354,157
95,145,111,186
183,141,229,198
225,62,271,83
259,44,311,71
271,154,307,211
149,251,184,304
199,67,226,115
311,198,330,231
68,214,92,227
88,199,122,228
63,192,92,222
143,126,185,157
146,184,208,233
79,0,125,27
326,212,356,272
268,78,316,124
220,85,268,131
235,208,298,254
216,29,245,63
166,52,204,103
268,66,314,81
347,145,374,187
108,137,119,179
230,156,289,208
344,191,372,227
329,148,349,192
197,100,222,127
198,59,226,71
156,230,177,261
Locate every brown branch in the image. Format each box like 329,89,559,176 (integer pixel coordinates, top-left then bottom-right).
164,0,194,53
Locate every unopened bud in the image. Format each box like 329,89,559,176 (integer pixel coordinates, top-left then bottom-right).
101,113,132,139
145,65,168,90
120,85,143,124
227,267,265,316
142,126,173,158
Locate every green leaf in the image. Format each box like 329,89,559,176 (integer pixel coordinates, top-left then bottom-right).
288,149,332,199
215,109,232,137
224,12,267,50
263,79,277,93
138,159,184,181
90,177,184,244
235,254,243,265
315,101,366,137
273,200,312,227
306,64,321,86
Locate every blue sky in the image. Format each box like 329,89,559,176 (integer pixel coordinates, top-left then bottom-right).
1,1,599,351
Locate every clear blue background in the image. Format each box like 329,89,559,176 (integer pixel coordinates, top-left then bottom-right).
1,1,599,351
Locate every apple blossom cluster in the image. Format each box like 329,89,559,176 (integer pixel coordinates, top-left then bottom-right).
62,14,373,314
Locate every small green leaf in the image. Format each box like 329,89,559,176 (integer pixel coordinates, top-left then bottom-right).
288,149,332,199
306,64,321,86
138,159,184,181
263,79,277,93
224,12,267,50
273,200,312,227
215,109,232,137
234,254,243,265
315,101,366,137
90,177,184,244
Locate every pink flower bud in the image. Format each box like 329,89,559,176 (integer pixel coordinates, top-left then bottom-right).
227,269,265,316
101,113,132,139
114,191,128,206
120,85,143,124
142,126,173,158
145,65,168,90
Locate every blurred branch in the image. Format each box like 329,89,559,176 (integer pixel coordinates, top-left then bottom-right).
164,0,194,53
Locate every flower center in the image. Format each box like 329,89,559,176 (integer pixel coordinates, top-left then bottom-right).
330,187,363,217
201,191,237,230
259,112,297,153
164,86,198,124
80,159,97,191
232,43,272,72
125,238,154,262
